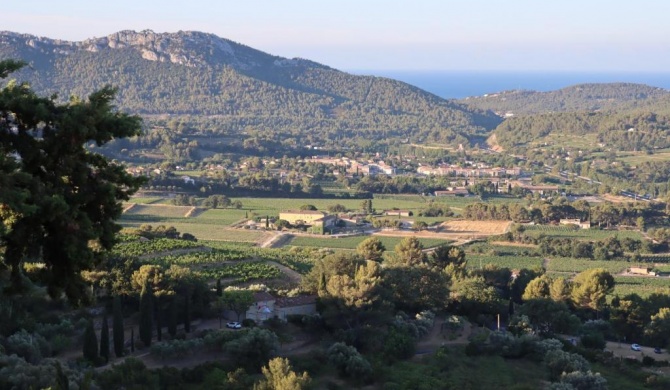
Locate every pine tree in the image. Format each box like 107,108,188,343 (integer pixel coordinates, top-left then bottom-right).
139,282,153,347
112,295,124,357
100,311,110,364
83,320,98,364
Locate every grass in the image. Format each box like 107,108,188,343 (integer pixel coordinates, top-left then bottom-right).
546,258,632,274
467,255,543,270
126,197,164,204
524,225,644,240
612,275,670,297
123,204,194,219
285,235,452,250
119,220,268,242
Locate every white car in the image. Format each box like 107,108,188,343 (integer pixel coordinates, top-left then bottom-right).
631,343,641,351
226,321,242,329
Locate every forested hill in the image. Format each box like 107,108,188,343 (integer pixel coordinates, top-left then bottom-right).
0,30,501,148
459,83,670,116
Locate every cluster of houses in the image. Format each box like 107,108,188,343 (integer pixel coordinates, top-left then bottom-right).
417,164,522,178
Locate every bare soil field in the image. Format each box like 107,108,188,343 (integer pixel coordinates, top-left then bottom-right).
488,241,538,248
438,220,512,235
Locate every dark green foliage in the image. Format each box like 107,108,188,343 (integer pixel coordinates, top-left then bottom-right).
215,279,222,297
83,320,99,364
112,296,124,357
130,328,135,352
326,342,373,383
183,293,191,333
168,297,177,338
139,283,153,347
100,312,110,364
224,328,279,371
54,361,69,390
95,357,159,390
0,60,144,304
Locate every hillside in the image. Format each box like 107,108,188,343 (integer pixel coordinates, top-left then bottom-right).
0,30,501,151
456,83,670,152
460,83,670,116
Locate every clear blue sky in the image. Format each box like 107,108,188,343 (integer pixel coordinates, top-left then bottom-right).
5,0,670,72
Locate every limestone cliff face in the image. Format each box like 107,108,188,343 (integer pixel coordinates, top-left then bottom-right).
0,29,305,70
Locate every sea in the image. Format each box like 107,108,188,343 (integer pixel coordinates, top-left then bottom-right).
348,70,670,100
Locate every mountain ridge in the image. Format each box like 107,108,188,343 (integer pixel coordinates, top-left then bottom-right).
0,29,501,150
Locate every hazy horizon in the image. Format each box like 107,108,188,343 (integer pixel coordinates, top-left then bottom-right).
5,0,670,73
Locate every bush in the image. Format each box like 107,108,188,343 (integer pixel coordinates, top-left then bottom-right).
241,318,256,328
327,342,373,383
580,331,606,350
224,328,279,371
6,330,51,364
544,349,590,380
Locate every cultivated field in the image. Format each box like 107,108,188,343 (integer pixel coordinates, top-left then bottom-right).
285,235,452,250
524,225,644,240
123,203,196,219
439,220,512,235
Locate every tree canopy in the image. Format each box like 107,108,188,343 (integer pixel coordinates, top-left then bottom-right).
0,59,144,304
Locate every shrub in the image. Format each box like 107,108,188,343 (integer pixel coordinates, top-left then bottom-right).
327,342,373,383
6,330,50,364
544,349,590,380
224,328,279,371
241,318,256,328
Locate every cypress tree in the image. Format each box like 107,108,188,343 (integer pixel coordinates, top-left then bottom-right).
130,328,135,352
183,292,191,333
155,296,162,342
216,279,222,297
83,320,98,364
100,311,110,364
168,296,177,338
54,361,69,390
112,295,124,357
139,282,153,347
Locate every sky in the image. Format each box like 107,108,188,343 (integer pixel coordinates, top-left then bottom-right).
4,0,670,72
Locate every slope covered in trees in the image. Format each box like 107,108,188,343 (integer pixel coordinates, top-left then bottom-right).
0,30,501,149
460,83,670,115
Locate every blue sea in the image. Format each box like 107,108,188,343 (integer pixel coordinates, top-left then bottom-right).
348,70,670,99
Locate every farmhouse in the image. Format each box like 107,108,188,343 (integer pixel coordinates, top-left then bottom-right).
383,209,413,217
274,295,318,320
629,267,653,276
559,218,591,229
244,292,317,322
278,210,337,234
245,291,276,322
435,188,469,196
512,181,559,195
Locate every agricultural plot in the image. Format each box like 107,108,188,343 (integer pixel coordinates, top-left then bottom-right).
612,276,670,298
466,255,543,270
198,262,281,282
193,208,248,226
120,220,269,242
524,225,643,240
122,204,195,219
439,220,512,235
285,235,452,250
113,238,202,258
545,258,632,275
126,197,164,204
